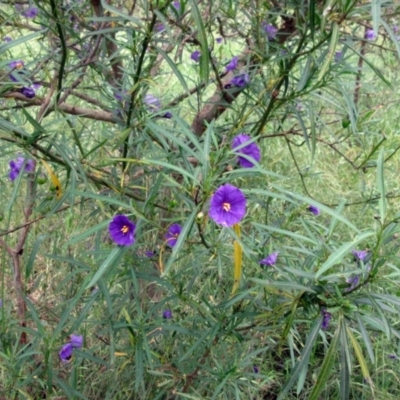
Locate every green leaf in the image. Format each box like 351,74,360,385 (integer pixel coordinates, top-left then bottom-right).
190,0,209,83
356,313,375,364
86,246,129,289
277,316,323,400
377,147,386,224
317,22,339,82
339,317,351,400
309,320,340,400
26,234,48,279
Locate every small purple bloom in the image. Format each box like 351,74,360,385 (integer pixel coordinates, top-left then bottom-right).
260,252,278,266
70,334,83,349
209,184,246,227
321,308,331,330
59,343,73,362
165,223,182,247
22,7,38,18
352,250,367,262
163,111,172,119
307,205,320,216
191,50,201,62
216,37,223,44
144,93,162,112
172,1,180,10
226,56,238,72
154,23,165,32
9,60,24,69
263,23,278,40
253,366,259,373
163,309,172,319
388,354,398,359
229,73,250,88
346,275,360,291
108,215,136,246
394,25,399,34
18,87,35,98
9,157,35,181
32,82,41,91
3,36,12,43
115,90,127,101
365,29,376,40
334,51,343,62
232,134,261,168
145,250,155,257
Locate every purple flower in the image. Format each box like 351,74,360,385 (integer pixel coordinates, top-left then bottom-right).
3,36,12,42
165,223,182,248
32,82,41,91
209,184,246,227
321,308,331,330
263,23,278,40
365,29,376,40
226,56,238,72
108,215,136,246
394,25,399,34
145,250,155,257
307,205,320,216
191,50,201,62
232,134,261,168
352,250,367,262
228,73,250,88
18,87,35,98
115,90,127,101
70,334,83,349
9,157,35,181
154,23,165,32
9,60,24,69
162,309,172,319
216,37,223,44
144,93,162,112
22,7,38,18
260,252,278,266
172,1,180,9
163,111,172,119
253,366,259,373
59,343,73,362
346,275,359,291
334,51,343,62
388,354,398,359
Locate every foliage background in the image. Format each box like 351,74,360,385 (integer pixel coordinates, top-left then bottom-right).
2,0,400,399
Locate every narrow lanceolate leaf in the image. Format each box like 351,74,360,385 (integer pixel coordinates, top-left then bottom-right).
315,230,375,278
190,0,209,83
339,316,350,400
317,22,339,82
41,159,62,199
356,313,375,364
346,327,375,395
231,224,242,295
377,147,386,224
309,321,340,400
86,246,129,289
277,316,323,400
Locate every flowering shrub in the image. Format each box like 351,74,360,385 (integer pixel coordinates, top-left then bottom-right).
1,0,400,399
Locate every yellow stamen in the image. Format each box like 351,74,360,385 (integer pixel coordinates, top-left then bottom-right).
16,62,23,69
222,202,231,212
121,225,129,234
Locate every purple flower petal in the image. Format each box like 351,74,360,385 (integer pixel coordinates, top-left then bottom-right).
228,73,250,88
144,94,162,112
70,334,83,349
165,223,182,247
3,36,12,43
191,50,201,62
209,184,246,227
22,7,38,18
9,156,35,181
9,60,24,69
145,250,155,257
162,309,172,319
260,252,278,266
307,205,320,216
365,28,376,40
108,215,136,246
352,250,367,262
253,366,259,373
262,23,278,40
232,134,261,168
18,87,35,98
226,56,238,72
59,343,73,362
321,308,331,330
334,51,343,63
216,37,223,44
